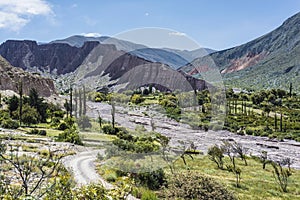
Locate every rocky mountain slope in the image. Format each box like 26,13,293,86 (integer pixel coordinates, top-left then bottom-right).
62,43,207,92
0,40,99,74
0,56,55,97
180,12,300,92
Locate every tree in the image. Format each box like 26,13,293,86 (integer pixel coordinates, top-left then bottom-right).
7,95,19,116
260,151,270,169
69,85,73,117
111,100,115,128
18,80,23,126
74,89,78,118
19,104,40,126
208,145,224,169
289,83,293,98
29,88,48,122
97,111,102,131
77,115,92,130
79,89,82,117
271,160,292,192
232,142,248,166
64,99,70,118
0,140,66,198
83,86,87,116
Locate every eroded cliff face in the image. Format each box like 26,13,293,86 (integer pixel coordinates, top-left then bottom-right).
0,40,99,74
0,56,55,97
73,44,207,92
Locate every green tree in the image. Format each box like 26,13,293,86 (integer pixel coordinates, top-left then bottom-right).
7,95,19,116
28,88,48,122
19,104,39,126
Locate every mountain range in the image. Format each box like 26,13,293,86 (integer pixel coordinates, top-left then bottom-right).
1,12,300,94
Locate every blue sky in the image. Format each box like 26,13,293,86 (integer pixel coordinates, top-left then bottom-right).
0,0,300,50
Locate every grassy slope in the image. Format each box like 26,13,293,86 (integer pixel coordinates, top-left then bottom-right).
172,155,300,200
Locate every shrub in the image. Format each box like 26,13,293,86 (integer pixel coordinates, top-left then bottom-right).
50,117,61,127
58,127,83,145
134,168,166,190
58,122,68,130
163,171,236,200
104,171,117,182
141,189,158,200
29,129,39,135
39,130,47,136
102,124,116,135
1,118,19,129
131,94,143,104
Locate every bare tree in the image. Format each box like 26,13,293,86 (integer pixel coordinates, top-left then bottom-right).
0,140,67,199
232,142,248,166
271,160,292,192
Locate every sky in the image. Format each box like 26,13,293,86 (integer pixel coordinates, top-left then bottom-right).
0,0,300,50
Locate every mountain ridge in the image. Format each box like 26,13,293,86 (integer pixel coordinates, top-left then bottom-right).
180,12,300,92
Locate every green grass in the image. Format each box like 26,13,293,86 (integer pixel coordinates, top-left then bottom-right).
172,155,300,200
18,127,63,137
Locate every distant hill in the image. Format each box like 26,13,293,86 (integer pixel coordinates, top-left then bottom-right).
180,12,300,92
0,56,55,97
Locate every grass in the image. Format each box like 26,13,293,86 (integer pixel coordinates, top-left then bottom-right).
79,131,117,141
172,155,300,200
18,127,63,138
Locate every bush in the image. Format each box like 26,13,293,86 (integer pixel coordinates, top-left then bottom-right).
58,127,83,145
29,129,47,136
134,168,166,190
131,94,143,104
163,171,236,199
1,118,19,129
58,122,68,130
141,189,158,200
39,130,47,136
104,171,117,182
29,129,39,135
102,124,116,135
50,117,61,127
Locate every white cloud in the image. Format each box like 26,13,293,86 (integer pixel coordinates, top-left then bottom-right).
0,0,53,31
82,32,101,37
169,31,186,37
145,12,149,16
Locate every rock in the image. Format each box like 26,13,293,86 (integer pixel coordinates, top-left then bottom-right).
0,56,55,97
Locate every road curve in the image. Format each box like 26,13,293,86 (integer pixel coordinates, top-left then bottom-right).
63,149,113,188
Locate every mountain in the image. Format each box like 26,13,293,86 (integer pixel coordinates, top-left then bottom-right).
180,12,300,92
0,40,99,74
50,35,214,69
60,43,207,92
163,48,216,62
0,56,55,97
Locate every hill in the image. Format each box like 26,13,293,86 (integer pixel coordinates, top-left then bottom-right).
0,56,55,97
180,12,300,92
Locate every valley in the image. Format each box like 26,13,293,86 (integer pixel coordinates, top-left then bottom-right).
0,8,300,200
